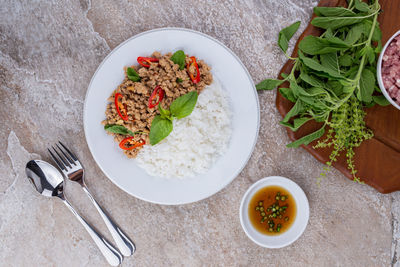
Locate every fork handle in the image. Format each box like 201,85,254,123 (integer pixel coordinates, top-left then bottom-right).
82,186,135,257
61,198,123,266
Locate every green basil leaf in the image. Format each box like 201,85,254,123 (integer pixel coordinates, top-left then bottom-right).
280,117,312,131
298,51,343,79
314,7,356,17
279,87,296,103
338,54,353,67
170,50,186,70
354,0,371,13
278,21,301,53
371,21,382,42
358,68,375,103
345,23,365,45
299,72,325,87
281,73,289,79
286,125,325,148
299,36,350,55
104,124,136,136
176,78,183,83
311,16,365,30
158,103,171,120
149,115,173,145
256,79,285,90
324,28,334,38
289,80,302,98
170,91,198,119
372,95,390,106
304,87,328,96
362,45,375,65
299,95,328,110
127,67,141,82
326,80,344,96
320,53,339,74
282,99,304,123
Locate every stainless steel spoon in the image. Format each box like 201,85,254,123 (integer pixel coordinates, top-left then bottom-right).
25,160,123,266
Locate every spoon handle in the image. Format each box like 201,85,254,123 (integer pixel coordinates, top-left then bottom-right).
82,186,135,257
62,199,123,266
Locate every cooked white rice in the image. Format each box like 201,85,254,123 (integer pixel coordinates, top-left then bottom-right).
135,79,232,178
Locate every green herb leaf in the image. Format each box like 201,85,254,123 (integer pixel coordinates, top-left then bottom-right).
371,21,382,42
357,68,375,103
127,67,141,82
279,88,296,103
298,51,343,79
362,45,375,64
281,73,289,79
170,50,186,70
286,125,325,148
299,72,325,87
345,23,366,45
282,100,304,123
280,117,313,131
311,16,365,30
149,115,173,145
176,78,183,83
314,6,356,17
372,95,390,106
326,80,344,96
354,0,371,13
158,103,171,120
338,54,353,67
299,36,350,55
256,79,285,90
320,53,339,74
170,91,198,119
278,21,301,53
104,124,136,136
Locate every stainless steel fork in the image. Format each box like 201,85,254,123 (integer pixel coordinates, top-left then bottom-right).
49,141,135,257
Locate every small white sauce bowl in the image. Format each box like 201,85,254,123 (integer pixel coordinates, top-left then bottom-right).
377,30,400,110
239,176,309,248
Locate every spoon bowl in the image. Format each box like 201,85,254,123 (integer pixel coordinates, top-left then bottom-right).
26,160,64,198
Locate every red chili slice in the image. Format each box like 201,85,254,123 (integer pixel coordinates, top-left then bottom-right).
137,57,159,68
119,137,145,150
148,85,165,108
114,92,129,121
186,56,201,84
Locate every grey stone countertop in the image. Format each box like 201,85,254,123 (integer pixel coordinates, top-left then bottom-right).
0,0,399,266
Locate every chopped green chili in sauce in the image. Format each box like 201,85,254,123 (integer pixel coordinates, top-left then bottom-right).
248,185,296,235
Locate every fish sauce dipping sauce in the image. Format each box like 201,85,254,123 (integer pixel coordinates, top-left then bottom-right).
248,186,296,235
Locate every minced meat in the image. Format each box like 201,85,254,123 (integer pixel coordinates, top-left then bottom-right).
102,52,213,158
382,34,400,105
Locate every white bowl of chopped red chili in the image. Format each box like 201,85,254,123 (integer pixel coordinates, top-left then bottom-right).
377,30,400,110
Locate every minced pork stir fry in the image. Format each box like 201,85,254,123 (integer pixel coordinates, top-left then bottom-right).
102,51,213,158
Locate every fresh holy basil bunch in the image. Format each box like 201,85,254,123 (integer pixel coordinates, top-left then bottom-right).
257,0,388,182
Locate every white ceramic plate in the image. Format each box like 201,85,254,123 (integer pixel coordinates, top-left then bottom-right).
240,176,309,248
84,28,259,205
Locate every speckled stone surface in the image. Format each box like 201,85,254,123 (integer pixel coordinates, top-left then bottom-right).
0,0,399,266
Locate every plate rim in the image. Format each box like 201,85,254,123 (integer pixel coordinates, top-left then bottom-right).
83,27,260,205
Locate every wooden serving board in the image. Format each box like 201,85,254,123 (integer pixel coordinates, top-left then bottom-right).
276,0,400,193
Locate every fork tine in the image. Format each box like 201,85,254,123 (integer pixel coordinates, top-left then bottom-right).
48,148,66,171
56,143,74,165
52,145,71,168
58,141,78,161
